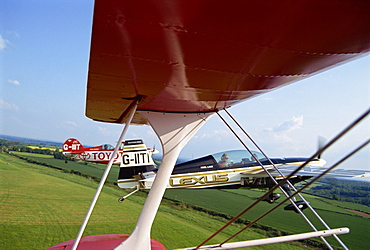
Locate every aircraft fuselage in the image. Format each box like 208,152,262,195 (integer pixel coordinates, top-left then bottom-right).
117,156,324,190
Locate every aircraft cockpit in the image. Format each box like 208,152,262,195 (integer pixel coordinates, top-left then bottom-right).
173,149,267,174
212,150,264,168
101,144,114,150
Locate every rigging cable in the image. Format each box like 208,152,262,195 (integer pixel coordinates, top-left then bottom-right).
195,107,369,249
216,111,334,249
219,139,369,248
223,108,352,249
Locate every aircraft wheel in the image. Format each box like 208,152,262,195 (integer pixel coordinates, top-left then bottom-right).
267,193,280,203
284,201,309,213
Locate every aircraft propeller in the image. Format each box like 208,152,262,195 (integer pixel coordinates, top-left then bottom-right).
317,136,327,159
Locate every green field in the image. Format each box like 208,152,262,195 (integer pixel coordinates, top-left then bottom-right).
165,189,370,249
12,151,119,183
1,153,314,250
2,152,369,249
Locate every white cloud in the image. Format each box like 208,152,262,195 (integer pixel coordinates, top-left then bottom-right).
194,129,230,140
7,31,20,38
97,126,118,137
259,116,304,147
146,129,157,138
263,97,273,102
269,132,293,143
66,121,78,127
266,116,303,133
0,99,19,111
0,35,9,51
98,126,108,134
8,115,22,124
129,128,156,139
8,79,20,85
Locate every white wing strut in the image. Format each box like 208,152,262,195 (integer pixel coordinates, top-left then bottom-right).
177,228,349,250
71,99,139,250
115,111,213,250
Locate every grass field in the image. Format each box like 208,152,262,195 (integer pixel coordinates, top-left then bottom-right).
12,151,119,183
165,188,370,250
1,153,314,250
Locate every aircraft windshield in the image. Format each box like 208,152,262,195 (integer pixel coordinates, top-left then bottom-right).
101,144,114,150
212,150,264,168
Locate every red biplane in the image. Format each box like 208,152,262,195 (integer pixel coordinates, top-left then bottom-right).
62,138,158,165
48,1,370,249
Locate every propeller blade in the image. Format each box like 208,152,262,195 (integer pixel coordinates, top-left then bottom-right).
317,136,327,159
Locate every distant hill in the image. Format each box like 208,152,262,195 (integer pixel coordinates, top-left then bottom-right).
0,134,63,147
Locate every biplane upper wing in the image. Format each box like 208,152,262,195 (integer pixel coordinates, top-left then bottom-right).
85,0,370,125
66,1,370,249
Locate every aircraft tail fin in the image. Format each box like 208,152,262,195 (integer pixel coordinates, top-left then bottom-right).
62,138,85,156
117,139,157,189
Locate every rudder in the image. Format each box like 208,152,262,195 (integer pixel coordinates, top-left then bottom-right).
62,138,85,154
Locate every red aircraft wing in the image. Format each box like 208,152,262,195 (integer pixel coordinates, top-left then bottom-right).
85,0,370,125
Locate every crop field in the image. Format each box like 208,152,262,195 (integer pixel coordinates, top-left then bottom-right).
1,153,314,250
25,150,368,248
12,152,119,183
165,188,370,250
27,145,59,151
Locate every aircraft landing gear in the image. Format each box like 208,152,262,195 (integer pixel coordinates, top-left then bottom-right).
118,186,140,203
280,183,309,213
284,200,309,213
263,184,309,212
264,193,281,203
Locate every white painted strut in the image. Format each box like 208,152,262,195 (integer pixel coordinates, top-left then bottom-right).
71,100,139,250
177,228,350,250
115,111,213,250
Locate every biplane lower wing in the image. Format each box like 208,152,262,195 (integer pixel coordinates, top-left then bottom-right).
271,166,370,179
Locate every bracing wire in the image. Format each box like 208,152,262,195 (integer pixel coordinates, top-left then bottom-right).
216,111,334,249
195,108,369,249
222,108,354,249
219,139,369,247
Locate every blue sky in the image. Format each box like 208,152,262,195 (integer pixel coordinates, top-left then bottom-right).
1,1,369,172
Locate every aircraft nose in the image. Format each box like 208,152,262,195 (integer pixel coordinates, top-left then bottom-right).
319,158,327,167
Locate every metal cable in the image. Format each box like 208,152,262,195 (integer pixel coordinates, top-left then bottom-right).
223,108,350,249
217,111,333,249
195,108,369,249
219,139,369,248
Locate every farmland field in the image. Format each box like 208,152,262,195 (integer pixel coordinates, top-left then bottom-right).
12,151,120,183
27,145,59,151
1,153,314,250
165,188,370,250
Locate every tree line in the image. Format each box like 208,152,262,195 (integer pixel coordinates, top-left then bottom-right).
303,178,370,206
0,139,68,160
2,139,369,206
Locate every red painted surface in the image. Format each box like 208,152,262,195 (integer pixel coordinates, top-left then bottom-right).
46,234,166,250
85,0,370,124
